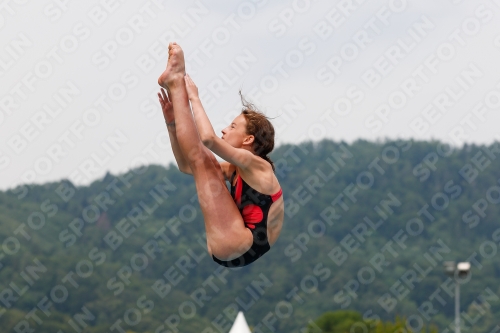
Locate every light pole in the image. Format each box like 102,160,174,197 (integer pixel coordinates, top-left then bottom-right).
443,261,471,333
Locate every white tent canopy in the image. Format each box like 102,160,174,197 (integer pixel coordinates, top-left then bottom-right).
228,312,251,333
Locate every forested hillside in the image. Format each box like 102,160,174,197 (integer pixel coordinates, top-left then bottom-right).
1,139,499,333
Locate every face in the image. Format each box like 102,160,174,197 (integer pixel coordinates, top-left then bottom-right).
221,114,253,148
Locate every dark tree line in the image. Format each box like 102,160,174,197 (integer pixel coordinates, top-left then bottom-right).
0,139,499,332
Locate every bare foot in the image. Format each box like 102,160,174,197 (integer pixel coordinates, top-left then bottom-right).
158,42,185,89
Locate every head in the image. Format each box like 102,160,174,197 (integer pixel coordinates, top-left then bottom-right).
221,92,275,170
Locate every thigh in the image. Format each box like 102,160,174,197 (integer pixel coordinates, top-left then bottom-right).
190,150,253,260
204,146,225,184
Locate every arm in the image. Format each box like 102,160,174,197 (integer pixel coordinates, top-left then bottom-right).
158,88,192,175
184,74,217,144
185,75,257,170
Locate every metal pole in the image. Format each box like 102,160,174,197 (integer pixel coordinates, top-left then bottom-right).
455,280,460,333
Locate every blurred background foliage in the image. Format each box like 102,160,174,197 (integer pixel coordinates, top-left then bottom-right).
0,139,499,332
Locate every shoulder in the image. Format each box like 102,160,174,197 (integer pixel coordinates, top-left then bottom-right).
219,152,268,182
238,156,280,194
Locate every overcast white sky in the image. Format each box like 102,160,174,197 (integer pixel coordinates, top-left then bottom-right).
1,0,499,190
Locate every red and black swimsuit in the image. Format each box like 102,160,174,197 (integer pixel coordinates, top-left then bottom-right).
212,171,283,267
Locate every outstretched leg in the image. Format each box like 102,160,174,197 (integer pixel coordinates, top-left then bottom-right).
158,43,253,260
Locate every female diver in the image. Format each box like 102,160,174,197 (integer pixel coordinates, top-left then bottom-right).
157,42,284,267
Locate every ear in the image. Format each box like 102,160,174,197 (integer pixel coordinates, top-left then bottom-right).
243,135,254,146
